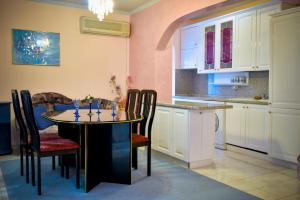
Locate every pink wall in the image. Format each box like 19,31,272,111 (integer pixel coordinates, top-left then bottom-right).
129,0,240,102
0,0,129,102
0,0,129,147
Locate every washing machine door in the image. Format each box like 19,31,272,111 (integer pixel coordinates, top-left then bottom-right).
215,113,220,132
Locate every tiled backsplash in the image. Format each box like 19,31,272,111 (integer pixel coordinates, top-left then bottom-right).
175,69,269,98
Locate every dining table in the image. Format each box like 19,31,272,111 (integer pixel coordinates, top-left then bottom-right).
43,109,143,192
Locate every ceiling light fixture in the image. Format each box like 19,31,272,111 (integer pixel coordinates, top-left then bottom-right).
88,0,114,21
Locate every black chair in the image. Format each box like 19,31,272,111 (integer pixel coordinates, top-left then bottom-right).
125,89,140,133
12,90,60,186
125,89,140,114
20,90,80,195
11,90,31,183
132,90,157,176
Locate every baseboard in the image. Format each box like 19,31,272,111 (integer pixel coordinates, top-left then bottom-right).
227,144,297,169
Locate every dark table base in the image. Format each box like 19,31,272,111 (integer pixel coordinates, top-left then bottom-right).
58,123,132,192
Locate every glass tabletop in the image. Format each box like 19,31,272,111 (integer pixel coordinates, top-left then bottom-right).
43,109,143,124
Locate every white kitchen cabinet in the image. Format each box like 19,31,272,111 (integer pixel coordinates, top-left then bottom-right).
152,106,185,158
153,106,172,155
226,103,246,147
181,26,200,50
269,108,300,163
172,109,188,160
234,10,257,70
152,106,216,168
245,104,269,152
180,49,198,69
226,103,269,152
256,5,280,70
180,26,200,69
269,8,300,163
270,8,300,110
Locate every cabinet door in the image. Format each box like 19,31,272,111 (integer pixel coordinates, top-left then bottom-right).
197,25,205,73
226,103,246,147
220,20,234,69
172,109,188,160
270,11,300,110
181,49,198,69
181,26,200,49
204,25,216,70
153,107,172,154
257,5,280,69
234,10,256,69
270,108,300,163
245,105,269,152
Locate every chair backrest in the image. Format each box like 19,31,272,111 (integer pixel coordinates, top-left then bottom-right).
11,90,28,145
137,90,157,139
125,89,140,114
21,90,41,151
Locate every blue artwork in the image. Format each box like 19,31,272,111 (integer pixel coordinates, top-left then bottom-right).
12,29,60,66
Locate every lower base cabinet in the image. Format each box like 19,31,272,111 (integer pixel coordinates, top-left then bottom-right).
269,108,300,163
226,103,269,153
152,106,215,168
152,107,187,160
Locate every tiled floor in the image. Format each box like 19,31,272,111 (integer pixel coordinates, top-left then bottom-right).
193,150,300,200
0,151,299,200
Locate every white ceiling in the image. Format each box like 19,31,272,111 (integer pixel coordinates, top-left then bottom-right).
31,0,160,14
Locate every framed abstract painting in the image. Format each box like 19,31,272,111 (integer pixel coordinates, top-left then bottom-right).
12,29,60,66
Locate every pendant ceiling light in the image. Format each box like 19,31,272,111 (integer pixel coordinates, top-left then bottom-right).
88,0,114,21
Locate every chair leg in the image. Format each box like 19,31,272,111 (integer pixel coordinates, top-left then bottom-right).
31,151,35,186
132,147,138,170
66,164,69,179
60,156,64,178
76,149,80,189
25,148,29,184
37,155,41,195
147,145,151,176
52,156,55,170
20,146,24,176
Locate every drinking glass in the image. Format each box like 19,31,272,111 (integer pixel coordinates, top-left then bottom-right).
96,99,101,114
74,99,80,116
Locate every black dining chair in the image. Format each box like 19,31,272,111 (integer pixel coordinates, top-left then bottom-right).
125,89,140,114
12,90,61,186
125,89,140,134
132,90,157,176
20,90,80,195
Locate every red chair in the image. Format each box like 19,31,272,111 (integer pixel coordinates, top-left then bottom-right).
132,90,157,176
21,90,80,195
11,90,60,185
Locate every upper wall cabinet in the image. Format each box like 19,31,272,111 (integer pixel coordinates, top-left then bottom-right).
234,5,280,71
198,16,234,73
234,10,257,70
256,5,281,69
180,26,201,69
192,3,282,74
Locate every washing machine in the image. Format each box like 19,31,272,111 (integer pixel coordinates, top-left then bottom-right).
205,100,227,150
214,108,226,150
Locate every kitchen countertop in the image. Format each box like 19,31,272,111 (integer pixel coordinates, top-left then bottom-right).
157,102,232,110
173,95,270,105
